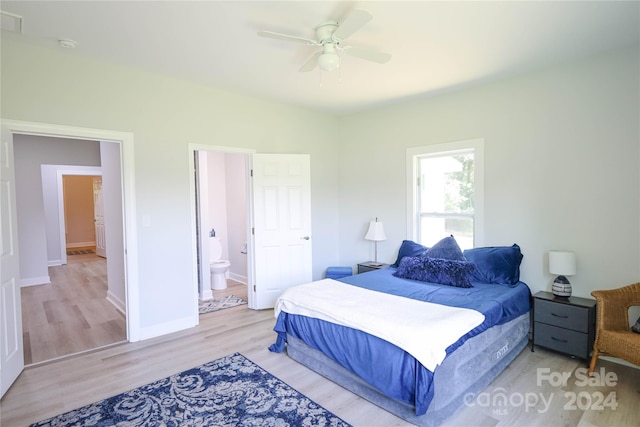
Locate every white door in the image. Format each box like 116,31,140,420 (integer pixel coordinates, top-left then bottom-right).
93,177,106,258
251,154,312,309
194,151,212,300
1,128,24,397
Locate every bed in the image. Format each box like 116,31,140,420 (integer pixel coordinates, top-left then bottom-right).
269,239,532,426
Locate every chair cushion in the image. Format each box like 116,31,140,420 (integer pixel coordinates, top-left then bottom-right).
597,330,640,366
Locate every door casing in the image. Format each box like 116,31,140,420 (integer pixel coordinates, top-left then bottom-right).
1,119,142,398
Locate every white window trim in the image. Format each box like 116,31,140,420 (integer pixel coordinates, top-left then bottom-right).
406,138,485,247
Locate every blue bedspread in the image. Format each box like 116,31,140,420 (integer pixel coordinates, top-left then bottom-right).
269,267,531,415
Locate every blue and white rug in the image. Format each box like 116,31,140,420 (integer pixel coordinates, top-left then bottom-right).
31,353,351,426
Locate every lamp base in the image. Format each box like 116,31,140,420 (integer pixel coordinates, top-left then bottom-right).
552,275,572,297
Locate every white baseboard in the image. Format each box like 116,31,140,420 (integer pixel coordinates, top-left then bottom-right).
66,241,96,249
200,289,213,300
48,259,63,267
20,276,51,287
599,355,640,370
135,316,198,341
106,290,126,315
229,272,247,284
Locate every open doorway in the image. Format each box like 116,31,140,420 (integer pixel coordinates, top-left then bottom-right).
189,148,313,313
13,134,127,365
194,149,250,314
62,175,106,258
2,119,137,395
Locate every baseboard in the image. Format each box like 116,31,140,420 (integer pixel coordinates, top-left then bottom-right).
135,315,198,341
599,355,640,370
48,259,63,267
229,272,247,284
66,242,96,249
20,276,51,287
106,290,126,315
200,289,213,301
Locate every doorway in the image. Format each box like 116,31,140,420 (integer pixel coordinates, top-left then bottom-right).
194,149,250,308
188,147,313,313
14,134,127,364
1,119,137,396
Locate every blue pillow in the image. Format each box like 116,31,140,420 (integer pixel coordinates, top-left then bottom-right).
393,256,474,288
632,316,640,334
463,244,523,285
423,235,465,261
391,240,428,268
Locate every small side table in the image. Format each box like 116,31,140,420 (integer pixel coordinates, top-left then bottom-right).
532,291,596,361
357,261,389,274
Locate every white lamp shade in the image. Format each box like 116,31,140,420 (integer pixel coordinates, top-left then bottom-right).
549,251,576,276
365,220,386,242
318,52,340,71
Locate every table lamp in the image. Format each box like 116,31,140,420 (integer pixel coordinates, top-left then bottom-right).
365,218,386,266
549,250,576,297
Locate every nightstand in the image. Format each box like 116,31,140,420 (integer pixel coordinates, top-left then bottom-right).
357,261,389,274
532,291,596,360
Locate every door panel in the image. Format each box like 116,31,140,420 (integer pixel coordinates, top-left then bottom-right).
93,177,106,258
1,128,24,397
251,154,312,309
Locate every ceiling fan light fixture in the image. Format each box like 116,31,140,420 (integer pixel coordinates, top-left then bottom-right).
318,52,340,72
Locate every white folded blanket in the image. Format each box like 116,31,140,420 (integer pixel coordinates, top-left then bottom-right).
275,278,485,371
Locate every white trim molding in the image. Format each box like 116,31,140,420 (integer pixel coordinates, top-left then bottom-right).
406,138,485,247
1,119,140,341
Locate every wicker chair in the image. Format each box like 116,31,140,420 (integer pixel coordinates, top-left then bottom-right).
589,283,640,374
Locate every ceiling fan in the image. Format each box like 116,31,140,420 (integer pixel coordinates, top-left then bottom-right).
258,9,391,72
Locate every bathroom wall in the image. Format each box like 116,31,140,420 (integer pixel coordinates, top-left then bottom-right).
224,153,248,282
206,151,248,283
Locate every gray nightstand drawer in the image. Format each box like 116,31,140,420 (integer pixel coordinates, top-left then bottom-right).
357,262,389,274
535,299,589,333
533,322,588,358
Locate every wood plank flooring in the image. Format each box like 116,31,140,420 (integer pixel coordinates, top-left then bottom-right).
3,299,638,426
20,253,126,365
210,278,249,302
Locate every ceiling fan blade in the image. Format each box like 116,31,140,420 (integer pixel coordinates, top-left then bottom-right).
258,30,318,45
344,46,392,64
299,51,321,72
332,9,373,41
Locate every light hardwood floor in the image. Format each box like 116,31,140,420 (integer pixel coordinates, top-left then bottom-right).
210,278,249,302
20,252,126,365
2,299,638,426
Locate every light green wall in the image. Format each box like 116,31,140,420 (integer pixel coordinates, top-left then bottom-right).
3,38,638,336
1,40,341,330
338,46,640,299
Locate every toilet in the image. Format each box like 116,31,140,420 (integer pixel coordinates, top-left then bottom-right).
209,236,231,290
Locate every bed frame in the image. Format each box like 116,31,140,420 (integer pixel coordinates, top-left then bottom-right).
285,312,530,427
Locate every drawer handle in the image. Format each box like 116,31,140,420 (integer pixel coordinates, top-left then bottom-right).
551,313,569,319
551,336,568,343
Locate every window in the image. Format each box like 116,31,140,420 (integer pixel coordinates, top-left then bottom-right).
406,139,484,249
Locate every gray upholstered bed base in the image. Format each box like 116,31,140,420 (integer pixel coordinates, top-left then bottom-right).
286,312,530,427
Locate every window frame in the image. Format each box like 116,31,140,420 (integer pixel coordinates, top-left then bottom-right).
406,138,485,248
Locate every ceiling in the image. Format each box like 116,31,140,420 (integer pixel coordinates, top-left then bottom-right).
1,1,639,115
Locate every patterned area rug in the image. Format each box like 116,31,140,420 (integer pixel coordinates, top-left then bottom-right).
30,353,351,427
66,249,95,255
199,295,247,314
